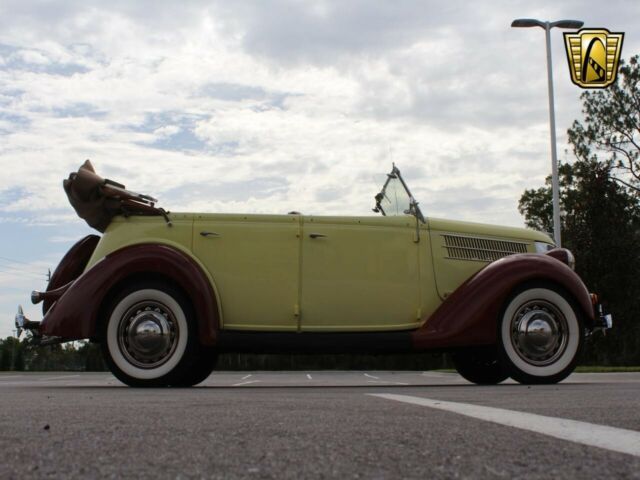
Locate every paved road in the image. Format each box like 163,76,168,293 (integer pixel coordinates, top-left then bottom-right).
1,371,639,479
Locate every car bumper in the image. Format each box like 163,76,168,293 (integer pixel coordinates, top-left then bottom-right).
592,303,613,333
14,305,62,346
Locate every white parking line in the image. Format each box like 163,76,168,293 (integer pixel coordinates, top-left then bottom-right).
306,374,312,380
369,393,640,458
39,375,80,381
241,374,252,380
364,373,379,380
232,380,261,387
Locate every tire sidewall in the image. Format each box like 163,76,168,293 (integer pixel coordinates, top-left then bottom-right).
498,286,583,384
101,282,196,386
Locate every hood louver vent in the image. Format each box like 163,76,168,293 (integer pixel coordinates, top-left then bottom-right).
442,234,528,262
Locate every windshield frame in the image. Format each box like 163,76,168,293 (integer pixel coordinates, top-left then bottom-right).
373,164,425,223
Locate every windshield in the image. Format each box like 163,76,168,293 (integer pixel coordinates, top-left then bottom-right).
373,165,425,223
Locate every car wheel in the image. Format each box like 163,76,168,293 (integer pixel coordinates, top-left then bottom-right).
101,281,199,387
451,348,509,385
171,347,218,387
497,285,584,385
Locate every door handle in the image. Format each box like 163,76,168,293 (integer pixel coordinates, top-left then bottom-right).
309,233,327,239
200,231,221,238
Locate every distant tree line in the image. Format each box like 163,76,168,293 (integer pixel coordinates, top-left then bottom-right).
0,337,451,372
0,337,106,372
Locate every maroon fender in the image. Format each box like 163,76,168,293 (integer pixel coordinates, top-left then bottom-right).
44,234,100,314
411,253,594,350
37,281,74,308
40,244,219,345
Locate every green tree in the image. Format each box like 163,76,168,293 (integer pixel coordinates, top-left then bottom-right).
0,337,26,371
79,342,107,371
568,55,640,194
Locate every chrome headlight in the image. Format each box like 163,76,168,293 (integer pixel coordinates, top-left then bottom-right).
534,241,555,254
542,246,576,270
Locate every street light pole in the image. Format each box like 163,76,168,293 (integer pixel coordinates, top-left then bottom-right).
544,23,562,248
511,18,583,247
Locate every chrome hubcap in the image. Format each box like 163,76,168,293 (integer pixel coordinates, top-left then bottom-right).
510,300,568,366
117,301,179,369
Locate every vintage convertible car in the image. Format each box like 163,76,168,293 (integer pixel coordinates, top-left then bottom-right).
15,161,611,387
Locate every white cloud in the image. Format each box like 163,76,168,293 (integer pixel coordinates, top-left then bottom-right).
153,125,181,137
12,49,51,65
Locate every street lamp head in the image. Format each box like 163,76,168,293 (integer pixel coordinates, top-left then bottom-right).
551,20,584,29
511,18,546,28
511,18,584,30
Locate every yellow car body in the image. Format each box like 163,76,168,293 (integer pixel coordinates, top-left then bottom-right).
86,212,551,333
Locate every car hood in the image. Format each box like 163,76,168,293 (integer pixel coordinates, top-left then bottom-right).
427,217,553,244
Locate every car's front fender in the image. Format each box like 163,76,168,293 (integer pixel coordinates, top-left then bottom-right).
40,244,220,345
411,253,594,350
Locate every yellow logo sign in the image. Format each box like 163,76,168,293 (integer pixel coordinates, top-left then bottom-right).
563,28,624,88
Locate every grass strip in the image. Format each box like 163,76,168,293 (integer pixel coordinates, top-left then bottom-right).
575,366,640,373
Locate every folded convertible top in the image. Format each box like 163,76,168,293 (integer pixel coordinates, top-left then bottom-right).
63,160,169,232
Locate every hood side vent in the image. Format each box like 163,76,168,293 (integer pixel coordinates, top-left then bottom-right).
442,234,528,262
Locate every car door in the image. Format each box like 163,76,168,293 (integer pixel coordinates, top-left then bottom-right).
299,215,421,331
193,213,301,331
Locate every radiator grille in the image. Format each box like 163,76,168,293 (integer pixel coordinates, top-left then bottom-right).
442,234,528,262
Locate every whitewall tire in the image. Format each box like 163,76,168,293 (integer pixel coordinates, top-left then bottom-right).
498,285,584,384
101,282,200,387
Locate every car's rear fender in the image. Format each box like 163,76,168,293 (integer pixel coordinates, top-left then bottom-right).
40,243,221,345
411,253,594,350
43,235,101,314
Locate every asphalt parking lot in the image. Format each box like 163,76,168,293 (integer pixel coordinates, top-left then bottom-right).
1,371,639,479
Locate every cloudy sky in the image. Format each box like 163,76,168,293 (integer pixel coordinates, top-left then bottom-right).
1,0,638,338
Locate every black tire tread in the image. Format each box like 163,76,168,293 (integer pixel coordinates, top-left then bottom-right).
452,348,509,385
